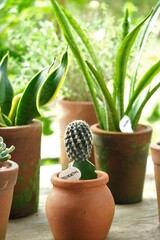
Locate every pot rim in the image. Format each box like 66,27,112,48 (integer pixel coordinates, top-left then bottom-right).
51,170,109,189
0,160,19,172
150,142,160,165
0,160,19,190
58,98,93,106
0,119,41,130
150,142,160,151
90,123,152,136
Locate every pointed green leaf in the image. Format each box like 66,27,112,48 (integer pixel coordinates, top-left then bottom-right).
86,60,119,131
51,0,106,129
129,1,160,97
62,6,103,78
130,82,160,130
15,66,48,125
38,50,69,106
0,53,14,115
0,108,12,127
15,51,68,126
126,60,160,115
113,11,152,118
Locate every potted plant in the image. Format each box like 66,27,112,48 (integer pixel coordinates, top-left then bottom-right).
0,136,19,240
50,0,160,203
0,50,68,218
150,142,160,222
46,120,115,240
58,3,121,169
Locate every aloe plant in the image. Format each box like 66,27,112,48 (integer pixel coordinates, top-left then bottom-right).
0,50,68,126
51,0,160,131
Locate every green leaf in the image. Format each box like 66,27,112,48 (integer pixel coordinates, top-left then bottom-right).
129,1,160,97
38,50,69,106
51,0,105,129
130,81,160,130
62,6,103,78
122,8,130,40
15,51,68,126
113,11,152,118
0,52,14,115
0,108,12,126
15,67,48,126
73,160,97,180
126,60,160,115
86,60,119,131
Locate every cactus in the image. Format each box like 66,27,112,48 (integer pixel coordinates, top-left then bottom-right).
0,136,15,162
64,120,97,180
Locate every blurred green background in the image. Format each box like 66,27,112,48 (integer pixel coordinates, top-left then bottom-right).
0,0,159,140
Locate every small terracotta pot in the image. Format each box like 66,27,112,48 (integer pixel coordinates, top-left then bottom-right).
0,160,19,240
91,123,152,204
46,170,115,240
58,99,97,169
0,120,42,218
150,142,160,222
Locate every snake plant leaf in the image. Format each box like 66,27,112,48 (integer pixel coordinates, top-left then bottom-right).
86,60,119,131
15,50,68,126
129,81,160,130
51,0,106,129
129,1,160,97
0,108,12,127
113,11,152,118
126,60,160,116
38,50,68,106
62,6,103,78
15,67,48,126
8,93,22,125
0,52,14,116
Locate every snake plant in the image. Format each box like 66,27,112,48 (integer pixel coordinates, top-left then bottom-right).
51,0,160,131
0,50,68,126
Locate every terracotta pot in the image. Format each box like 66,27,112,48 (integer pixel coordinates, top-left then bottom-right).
150,142,160,222
0,160,19,240
91,123,152,204
46,170,115,240
58,99,97,169
0,120,42,218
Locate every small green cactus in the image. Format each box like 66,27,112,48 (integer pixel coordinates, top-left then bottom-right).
64,120,97,180
0,136,15,162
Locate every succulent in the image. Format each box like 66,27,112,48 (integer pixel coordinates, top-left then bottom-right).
0,136,15,162
64,120,97,180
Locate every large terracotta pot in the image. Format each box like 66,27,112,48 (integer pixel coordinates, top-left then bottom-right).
46,170,115,240
0,120,42,218
150,142,160,222
91,123,152,204
0,160,19,240
58,99,97,169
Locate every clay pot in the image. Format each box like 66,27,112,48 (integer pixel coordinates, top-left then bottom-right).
0,160,19,240
150,142,160,222
58,99,97,169
0,120,42,218
46,170,115,240
91,123,152,204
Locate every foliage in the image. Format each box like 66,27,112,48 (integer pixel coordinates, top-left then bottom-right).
0,0,64,93
51,0,160,132
61,3,122,101
0,51,68,126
